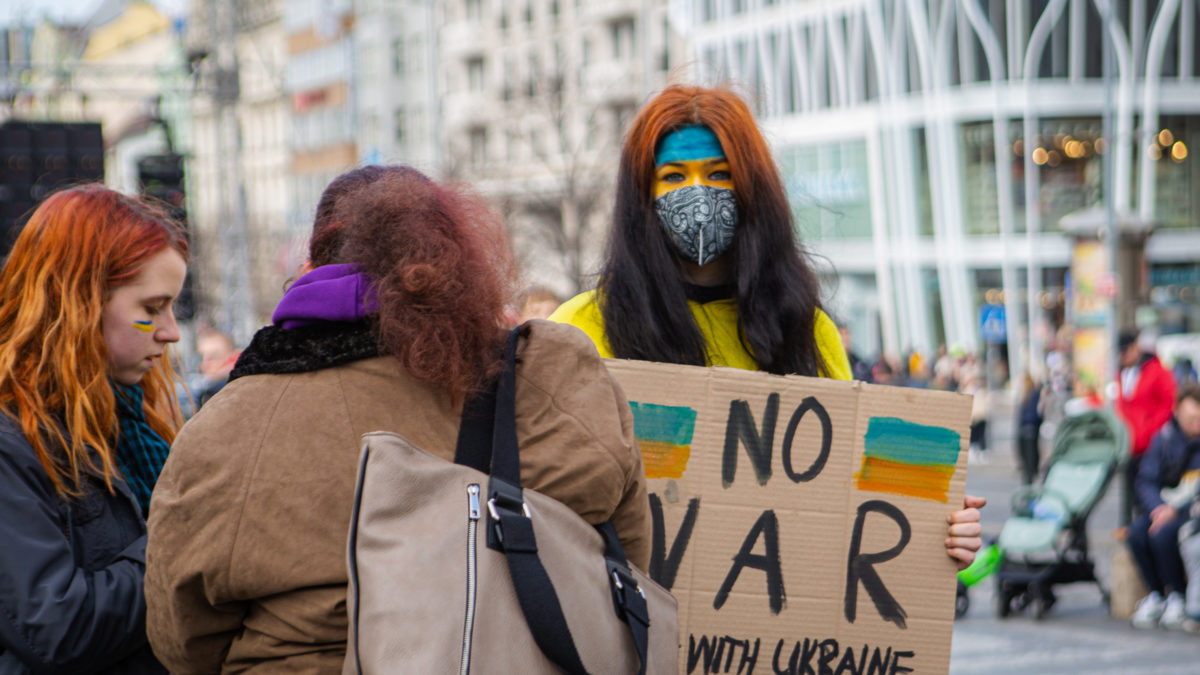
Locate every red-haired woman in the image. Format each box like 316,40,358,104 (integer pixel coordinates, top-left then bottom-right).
0,185,188,673
145,166,650,671
550,84,985,567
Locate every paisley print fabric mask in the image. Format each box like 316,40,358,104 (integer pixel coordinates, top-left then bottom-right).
654,184,737,266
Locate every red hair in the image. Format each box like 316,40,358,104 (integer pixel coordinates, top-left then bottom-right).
323,166,516,400
0,184,189,496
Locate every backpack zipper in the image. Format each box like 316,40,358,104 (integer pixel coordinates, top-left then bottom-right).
461,483,481,675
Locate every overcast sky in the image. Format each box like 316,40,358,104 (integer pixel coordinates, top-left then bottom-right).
0,0,187,27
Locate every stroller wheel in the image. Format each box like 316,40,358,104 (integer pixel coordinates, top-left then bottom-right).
1032,592,1056,620
996,589,1013,618
955,582,970,619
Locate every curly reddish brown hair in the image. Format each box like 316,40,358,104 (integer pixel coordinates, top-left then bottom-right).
319,166,516,399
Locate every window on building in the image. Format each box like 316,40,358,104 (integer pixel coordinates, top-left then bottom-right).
611,102,636,135
527,52,538,97
468,56,486,91
610,18,635,60
779,141,874,240
469,127,488,167
394,108,406,144
391,38,405,76
502,57,514,100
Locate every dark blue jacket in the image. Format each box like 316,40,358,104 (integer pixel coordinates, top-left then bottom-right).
0,414,165,674
1135,416,1200,513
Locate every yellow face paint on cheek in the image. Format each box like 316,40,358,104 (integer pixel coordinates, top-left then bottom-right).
132,321,154,333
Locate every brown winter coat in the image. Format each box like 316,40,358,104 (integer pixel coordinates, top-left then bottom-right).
144,321,651,673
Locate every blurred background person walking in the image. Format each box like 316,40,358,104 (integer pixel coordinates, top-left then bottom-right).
1116,329,1177,520
1016,372,1045,485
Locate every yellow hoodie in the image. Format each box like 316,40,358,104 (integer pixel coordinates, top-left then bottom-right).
549,289,852,380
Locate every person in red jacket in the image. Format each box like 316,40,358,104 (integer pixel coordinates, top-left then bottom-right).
1117,329,1177,518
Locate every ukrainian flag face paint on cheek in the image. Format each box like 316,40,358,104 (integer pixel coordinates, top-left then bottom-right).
653,126,738,266
132,320,154,333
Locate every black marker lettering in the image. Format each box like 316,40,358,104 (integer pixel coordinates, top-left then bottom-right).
781,396,833,482
737,637,761,675
844,500,911,629
888,651,914,675
834,645,863,675
648,494,700,590
772,639,798,675
799,638,819,675
865,647,892,675
713,510,786,614
687,634,718,674
817,639,838,675
722,394,779,487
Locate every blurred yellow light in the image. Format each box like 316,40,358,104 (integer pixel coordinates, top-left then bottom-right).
1149,144,1163,160
1095,138,1107,154
1064,140,1084,158
1172,141,1188,161
1032,147,1048,165
1158,129,1174,146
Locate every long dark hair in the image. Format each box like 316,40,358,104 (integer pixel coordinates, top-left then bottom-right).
599,85,827,376
314,165,515,399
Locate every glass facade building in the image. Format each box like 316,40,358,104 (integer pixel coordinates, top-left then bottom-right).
682,0,1200,381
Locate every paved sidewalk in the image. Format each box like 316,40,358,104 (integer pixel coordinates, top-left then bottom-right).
948,398,1200,673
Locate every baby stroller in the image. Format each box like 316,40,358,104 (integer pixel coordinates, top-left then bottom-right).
992,408,1127,619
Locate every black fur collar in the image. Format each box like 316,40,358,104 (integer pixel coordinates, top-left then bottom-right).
229,320,380,381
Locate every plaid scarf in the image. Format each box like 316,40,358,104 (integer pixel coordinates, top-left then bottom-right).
112,382,171,516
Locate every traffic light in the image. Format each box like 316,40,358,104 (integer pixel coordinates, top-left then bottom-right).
0,121,104,260
137,153,195,320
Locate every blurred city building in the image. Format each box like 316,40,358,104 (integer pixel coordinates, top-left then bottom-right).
282,0,438,276
4,0,1198,369
436,0,687,297
682,0,1200,384
185,0,287,342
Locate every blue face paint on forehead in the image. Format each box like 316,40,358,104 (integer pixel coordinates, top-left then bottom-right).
655,125,725,166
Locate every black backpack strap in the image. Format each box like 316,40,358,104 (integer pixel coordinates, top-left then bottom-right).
599,520,650,675
482,328,589,674
461,326,648,675
453,381,496,474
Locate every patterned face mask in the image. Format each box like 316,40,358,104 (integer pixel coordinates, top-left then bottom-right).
654,184,738,266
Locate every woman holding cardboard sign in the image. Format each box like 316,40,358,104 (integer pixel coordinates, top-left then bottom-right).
550,84,984,567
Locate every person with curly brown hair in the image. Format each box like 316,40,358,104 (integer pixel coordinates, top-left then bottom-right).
144,166,651,672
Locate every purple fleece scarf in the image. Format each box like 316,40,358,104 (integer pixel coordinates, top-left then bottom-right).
271,263,378,329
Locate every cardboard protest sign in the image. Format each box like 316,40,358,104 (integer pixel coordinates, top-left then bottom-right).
604,360,972,675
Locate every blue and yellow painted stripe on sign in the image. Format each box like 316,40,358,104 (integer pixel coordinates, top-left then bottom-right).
630,401,698,480
856,416,961,502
